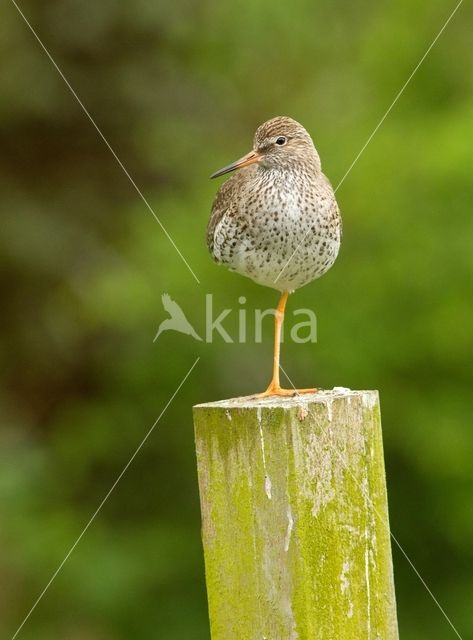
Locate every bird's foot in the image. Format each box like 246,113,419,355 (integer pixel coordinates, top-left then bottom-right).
252,384,318,399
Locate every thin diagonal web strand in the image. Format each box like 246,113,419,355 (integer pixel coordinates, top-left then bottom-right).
278,363,464,640
10,357,200,640
274,0,463,285
10,0,200,285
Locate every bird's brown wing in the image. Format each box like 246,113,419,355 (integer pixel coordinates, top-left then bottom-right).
321,172,342,241
206,175,238,261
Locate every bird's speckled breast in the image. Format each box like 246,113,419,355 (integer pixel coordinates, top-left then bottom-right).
210,166,341,292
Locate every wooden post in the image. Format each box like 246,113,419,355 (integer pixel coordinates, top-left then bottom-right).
193,390,398,640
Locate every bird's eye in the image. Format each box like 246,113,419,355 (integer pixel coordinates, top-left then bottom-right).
275,136,287,146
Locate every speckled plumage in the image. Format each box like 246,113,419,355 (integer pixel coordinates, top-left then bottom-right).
207,116,341,292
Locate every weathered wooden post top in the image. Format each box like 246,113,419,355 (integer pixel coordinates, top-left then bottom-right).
193,389,399,640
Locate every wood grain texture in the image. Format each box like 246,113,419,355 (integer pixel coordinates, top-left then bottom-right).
193,390,399,640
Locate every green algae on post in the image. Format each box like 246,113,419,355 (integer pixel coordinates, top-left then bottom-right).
193,390,399,640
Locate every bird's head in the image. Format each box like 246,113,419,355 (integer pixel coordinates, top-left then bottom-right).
210,116,321,179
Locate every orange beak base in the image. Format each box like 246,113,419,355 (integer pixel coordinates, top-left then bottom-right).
210,150,261,179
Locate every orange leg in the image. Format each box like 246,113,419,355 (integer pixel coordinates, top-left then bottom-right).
255,291,318,398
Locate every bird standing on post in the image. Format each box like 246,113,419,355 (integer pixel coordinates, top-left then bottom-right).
207,116,341,397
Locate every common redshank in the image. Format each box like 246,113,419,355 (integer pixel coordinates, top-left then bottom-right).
207,116,341,397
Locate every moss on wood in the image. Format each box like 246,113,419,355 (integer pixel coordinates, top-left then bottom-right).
193,390,398,640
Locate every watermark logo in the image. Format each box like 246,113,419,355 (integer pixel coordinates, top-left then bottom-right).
154,294,202,342
154,293,317,344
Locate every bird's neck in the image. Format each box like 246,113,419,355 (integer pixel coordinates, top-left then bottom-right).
258,157,322,184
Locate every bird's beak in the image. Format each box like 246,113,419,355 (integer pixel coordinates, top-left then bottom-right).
210,150,261,179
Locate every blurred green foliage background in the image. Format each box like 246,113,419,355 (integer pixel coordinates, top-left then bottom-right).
1,0,472,638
